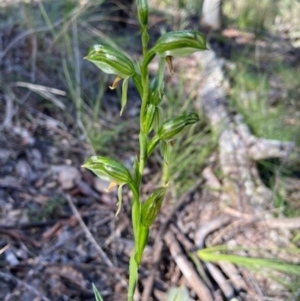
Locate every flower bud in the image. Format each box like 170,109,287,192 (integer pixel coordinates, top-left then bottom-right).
82,156,132,185
151,30,207,58
85,45,135,78
136,0,148,26
157,112,199,141
141,187,167,227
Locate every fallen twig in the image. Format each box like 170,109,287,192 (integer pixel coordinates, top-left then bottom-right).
194,214,233,249
164,231,214,301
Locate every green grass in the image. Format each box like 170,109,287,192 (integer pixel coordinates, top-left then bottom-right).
197,245,300,297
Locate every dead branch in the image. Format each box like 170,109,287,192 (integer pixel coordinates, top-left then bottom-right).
195,49,295,211
164,231,214,301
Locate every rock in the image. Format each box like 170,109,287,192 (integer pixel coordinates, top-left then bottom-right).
57,166,81,190
94,177,109,193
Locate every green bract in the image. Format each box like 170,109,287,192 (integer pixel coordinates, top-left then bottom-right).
158,112,199,140
142,103,156,134
82,156,132,184
136,0,148,26
141,187,167,227
85,45,135,78
147,112,199,156
149,75,164,105
157,113,199,141
152,30,207,58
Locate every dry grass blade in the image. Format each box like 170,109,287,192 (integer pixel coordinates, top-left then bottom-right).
14,82,66,96
14,82,66,109
0,244,10,255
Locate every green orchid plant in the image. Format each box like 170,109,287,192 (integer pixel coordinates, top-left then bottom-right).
82,1,207,300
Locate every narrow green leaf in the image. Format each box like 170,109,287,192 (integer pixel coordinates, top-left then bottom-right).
197,249,300,276
120,77,129,115
160,140,171,164
128,256,138,301
92,284,104,301
133,156,140,183
142,104,156,134
131,196,141,247
135,225,149,265
147,135,160,157
153,106,164,132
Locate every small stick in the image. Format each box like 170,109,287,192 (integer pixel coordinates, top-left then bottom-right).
164,231,214,301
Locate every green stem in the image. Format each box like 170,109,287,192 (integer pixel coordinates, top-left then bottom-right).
140,26,149,128
138,26,149,187
137,132,147,186
127,19,150,301
128,181,140,301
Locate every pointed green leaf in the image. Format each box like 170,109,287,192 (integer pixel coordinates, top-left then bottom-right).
142,104,156,134
128,255,138,301
133,156,140,183
153,106,164,132
92,284,104,301
147,135,160,157
149,58,165,105
120,77,129,115
160,140,171,164
197,247,300,276
135,224,149,265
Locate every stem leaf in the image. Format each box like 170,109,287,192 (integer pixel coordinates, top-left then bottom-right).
92,284,104,301
120,77,129,115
